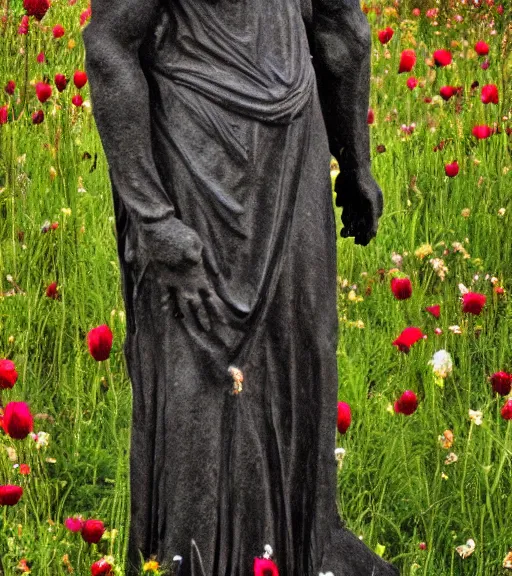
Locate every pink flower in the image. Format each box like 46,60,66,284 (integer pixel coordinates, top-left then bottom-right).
35,82,52,103
391,277,412,300
72,94,83,107
490,372,512,396
65,516,84,532
18,15,29,34
87,325,113,361
481,84,499,105
394,390,418,415
501,399,512,420
0,359,18,389
393,327,425,353
36,51,45,64
0,485,23,506
445,161,459,178
4,80,16,95
23,0,50,21
337,402,351,435
462,292,486,315
254,557,279,576
2,402,34,440
32,110,44,124
472,125,492,139
55,73,68,92
433,49,452,67
406,77,418,90
0,105,8,125
412,8,421,17
52,24,65,38
73,71,88,89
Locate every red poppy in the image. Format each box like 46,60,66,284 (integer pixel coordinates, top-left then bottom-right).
440,86,456,101
3,402,34,440
0,105,7,125
378,27,394,45
445,161,459,177
462,292,486,315
4,80,15,95
18,15,29,34
65,517,84,532
337,402,351,435
425,305,441,318
472,125,492,139
81,519,105,544
91,559,113,576
23,0,50,21
87,325,113,361
0,485,23,506
35,82,52,103
399,49,416,73
393,327,425,353
433,49,452,67
32,110,44,124
394,390,418,415
0,359,18,389
490,372,512,396
254,557,279,576
19,464,31,475
72,94,84,107
501,399,512,420
406,77,418,90
367,108,375,125
46,282,59,299
391,277,412,300
55,73,68,92
481,84,498,104
73,71,88,90
52,24,65,38
475,41,489,56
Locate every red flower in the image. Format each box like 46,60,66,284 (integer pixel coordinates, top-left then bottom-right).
406,77,418,90
440,86,456,101
472,125,492,139
23,0,50,21
475,41,489,56
497,4,503,14
19,464,30,475
481,59,490,70
337,402,351,435
52,24,65,38
394,390,418,415
18,15,30,34
0,105,8,125
32,110,44,124
87,325,113,361
0,359,18,389
254,557,279,576
36,51,45,63
391,277,412,300
55,73,68,92
433,49,452,67
3,402,34,440
73,71,88,90
46,282,58,299
81,519,105,544
65,516,84,532
490,372,512,396
72,94,84,107
35,82,52,103
399,49,416,73
462,292,486,315
367,108,375,125
80,6,91,26
378,27,394,45
0,485,23,506
445,161,459,177
412,7,420,16
425,305,441,318
4,80,15,95
91,559,113,576
393,327,425,353
501,399,512,420
481,84,499,105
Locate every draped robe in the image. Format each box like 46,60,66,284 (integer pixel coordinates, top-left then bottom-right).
109,1,399,574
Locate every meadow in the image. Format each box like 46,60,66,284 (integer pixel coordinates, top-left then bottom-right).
0,0,511,574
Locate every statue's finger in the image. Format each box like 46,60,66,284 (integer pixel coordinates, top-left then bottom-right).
188,296,211,332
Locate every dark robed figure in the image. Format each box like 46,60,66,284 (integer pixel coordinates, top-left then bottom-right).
83,0,398,574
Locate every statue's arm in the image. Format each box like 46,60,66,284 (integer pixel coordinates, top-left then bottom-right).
82,0,202,267
309,0,382,245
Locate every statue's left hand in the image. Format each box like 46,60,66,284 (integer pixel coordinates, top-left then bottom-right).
335,168,383,246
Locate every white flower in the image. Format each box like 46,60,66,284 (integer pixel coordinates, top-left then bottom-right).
320,572,335,576
456,538,475,559
429,350,453,379
458,283,469,294
263,544,273,559
468,410,483,426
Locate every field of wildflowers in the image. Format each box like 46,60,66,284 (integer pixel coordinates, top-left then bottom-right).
0,0,511,574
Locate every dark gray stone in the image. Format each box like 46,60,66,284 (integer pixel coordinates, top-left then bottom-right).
83,0,396,574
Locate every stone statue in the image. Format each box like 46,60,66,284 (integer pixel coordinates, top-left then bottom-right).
83,0,398,574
